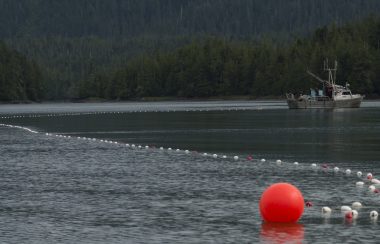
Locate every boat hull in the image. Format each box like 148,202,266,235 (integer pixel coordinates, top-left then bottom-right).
287,97,363,109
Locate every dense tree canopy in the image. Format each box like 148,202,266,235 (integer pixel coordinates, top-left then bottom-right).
78,17,380,99
0,1,380,101
0,41,43,102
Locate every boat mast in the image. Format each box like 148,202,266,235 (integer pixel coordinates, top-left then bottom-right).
324,59,337,100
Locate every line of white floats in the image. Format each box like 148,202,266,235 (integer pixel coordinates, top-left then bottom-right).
1,122,379,221
310,162,379,220
321,202,378,220
310,163,379,193
0,123,38,133
0,108,261,120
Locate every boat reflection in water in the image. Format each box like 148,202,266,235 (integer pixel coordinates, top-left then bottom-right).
286,60,364,109
260,222,304,244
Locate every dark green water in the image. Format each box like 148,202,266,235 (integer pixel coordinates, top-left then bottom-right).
1,101,380,243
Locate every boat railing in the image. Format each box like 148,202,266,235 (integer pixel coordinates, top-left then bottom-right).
315,96,332,101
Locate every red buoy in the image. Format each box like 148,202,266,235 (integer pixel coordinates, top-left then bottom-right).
345,211,353,219
260,183,304,223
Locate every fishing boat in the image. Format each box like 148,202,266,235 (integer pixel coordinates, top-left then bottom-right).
286,60,364,109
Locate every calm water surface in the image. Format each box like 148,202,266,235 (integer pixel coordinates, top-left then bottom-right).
1,100,380,243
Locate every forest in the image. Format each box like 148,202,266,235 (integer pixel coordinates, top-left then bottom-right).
0,0,380,101
77,17,380,99
0,41,43,101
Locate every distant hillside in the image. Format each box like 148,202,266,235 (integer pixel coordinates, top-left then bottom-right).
1,0,380,100
78,17,380,100
1,0,380,38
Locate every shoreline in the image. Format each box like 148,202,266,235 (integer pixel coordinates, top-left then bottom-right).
1,95,380,105
0,96,282,105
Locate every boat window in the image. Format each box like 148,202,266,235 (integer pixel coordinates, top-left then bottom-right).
342,92,351,95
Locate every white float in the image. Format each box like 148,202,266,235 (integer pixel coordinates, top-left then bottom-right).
371,178,380,185
356,181,364,187
341,206,352,212
369,185,376,192
370,211,378,219
322,206,332,214
352,210,359,219
352,202,362,209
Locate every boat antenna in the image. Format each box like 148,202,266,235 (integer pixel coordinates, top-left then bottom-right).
334,60,337,85
323,58,337,86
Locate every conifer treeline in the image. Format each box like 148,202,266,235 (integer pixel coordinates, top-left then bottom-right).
1,12,380,101
78,17,380,99
0,41,43,101
3,0,380,100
